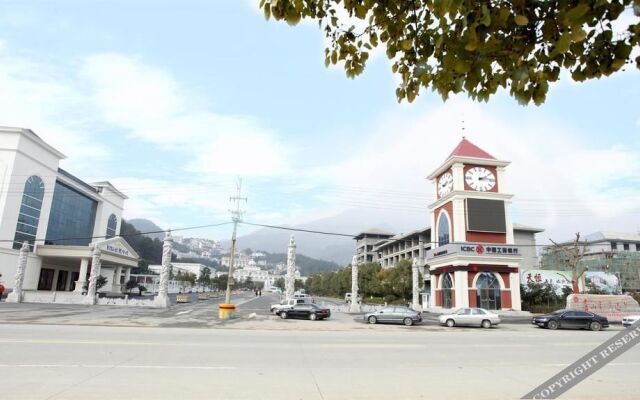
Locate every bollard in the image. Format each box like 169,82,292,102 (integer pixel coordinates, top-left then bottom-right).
218,303,236,320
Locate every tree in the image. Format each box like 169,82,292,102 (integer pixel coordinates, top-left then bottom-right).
125,279,138,294
550,232,588,294
198,267,212,288
274,277,285,290
260,0,639,105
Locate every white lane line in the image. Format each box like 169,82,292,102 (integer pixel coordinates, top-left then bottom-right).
0,364,235,370
175,310,193,315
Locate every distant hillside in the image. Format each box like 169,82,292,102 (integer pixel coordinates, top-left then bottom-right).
128,218,164,240
261,251,341,276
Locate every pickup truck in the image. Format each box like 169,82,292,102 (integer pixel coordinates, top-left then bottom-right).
270,298,312,315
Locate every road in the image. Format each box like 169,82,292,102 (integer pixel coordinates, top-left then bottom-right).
0,322,638,400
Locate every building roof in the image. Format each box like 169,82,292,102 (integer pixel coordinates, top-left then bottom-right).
584,231,640,242
513,223,545,233
354,229,395,240
448,137,496,160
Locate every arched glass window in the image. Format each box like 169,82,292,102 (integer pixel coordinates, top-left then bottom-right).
106,214,118,238
437,212,450,246
442,273,453,309
476,272,501,310
13,175,45,250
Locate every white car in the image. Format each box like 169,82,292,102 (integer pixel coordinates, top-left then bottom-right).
269,297,312,314
439,307,501,328
622,315,640,328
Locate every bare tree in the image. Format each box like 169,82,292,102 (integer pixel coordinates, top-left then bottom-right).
550,233,588,294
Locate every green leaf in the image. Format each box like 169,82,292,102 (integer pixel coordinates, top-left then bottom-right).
515,15,529,26
565,4,590,23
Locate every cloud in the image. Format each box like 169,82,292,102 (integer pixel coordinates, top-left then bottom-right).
79,53,291,177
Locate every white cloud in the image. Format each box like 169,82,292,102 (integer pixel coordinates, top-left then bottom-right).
79,53,291,177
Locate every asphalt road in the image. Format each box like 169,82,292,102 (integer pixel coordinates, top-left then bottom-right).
0,323,638,400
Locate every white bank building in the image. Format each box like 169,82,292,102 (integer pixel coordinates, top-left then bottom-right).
0,127,139,302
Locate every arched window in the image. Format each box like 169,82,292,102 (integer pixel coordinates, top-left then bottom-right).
442,273,453,309
13,175,45,250
106,214,117,238
437,212,450,246
476,272,501,310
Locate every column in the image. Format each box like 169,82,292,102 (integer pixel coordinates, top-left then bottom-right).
112,266,123,293
83,245,102,305
124,267,131,286
74,258,90,293
454,270,469,307
154,231,173,308
6,241,29,303
350,255,360,312
412,258,421,310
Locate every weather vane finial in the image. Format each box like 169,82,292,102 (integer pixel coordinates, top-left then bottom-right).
461,119,466,139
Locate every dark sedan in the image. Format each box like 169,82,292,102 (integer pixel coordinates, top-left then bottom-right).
532,309,609,331
279,304,331,321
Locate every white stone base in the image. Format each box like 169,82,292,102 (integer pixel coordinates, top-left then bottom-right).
5,291,21,303
19,291,156,307
153,293,171,308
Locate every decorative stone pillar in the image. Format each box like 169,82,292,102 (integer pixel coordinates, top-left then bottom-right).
83,245,102,305
124,267,131,286
349,255,360,313
285,235,296,299
74,258,90,293
6,241,29,303
154,231,173,308
412,257,421,310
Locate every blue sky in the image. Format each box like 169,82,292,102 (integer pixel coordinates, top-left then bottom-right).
0,1,638,245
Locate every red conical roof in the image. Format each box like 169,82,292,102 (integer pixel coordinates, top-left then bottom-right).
448,138,495,160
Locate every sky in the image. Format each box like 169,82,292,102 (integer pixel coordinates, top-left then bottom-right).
0,1,638,247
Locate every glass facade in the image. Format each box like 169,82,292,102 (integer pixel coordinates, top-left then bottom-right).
106,214,117,238
45,181,97,246
13,175,45,250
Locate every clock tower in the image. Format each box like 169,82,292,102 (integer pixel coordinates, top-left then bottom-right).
425,138,522,311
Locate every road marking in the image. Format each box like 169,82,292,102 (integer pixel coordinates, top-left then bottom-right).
175,310,193,315
0,364,235,370
543,362,640,367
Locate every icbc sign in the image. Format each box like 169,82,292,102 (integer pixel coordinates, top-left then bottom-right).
475,244,485,254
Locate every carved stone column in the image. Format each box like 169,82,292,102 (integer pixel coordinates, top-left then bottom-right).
83,245,102,305
6,241,29,303
412,257,421,310
154,231,173,308
285,235,296,299
349,255,361,313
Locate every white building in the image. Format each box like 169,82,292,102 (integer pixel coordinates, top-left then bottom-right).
148,262,212,279
0,127,139,300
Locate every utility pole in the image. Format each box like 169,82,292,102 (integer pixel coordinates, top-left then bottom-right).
225,178,247,305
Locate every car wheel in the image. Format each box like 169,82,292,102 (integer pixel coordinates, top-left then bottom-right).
403,317,413,326
310,313,317,321
446,319,455,328
590,321,601,331
280,312,287,319
547,320,558,330
368,316,377,324
481,319,491,329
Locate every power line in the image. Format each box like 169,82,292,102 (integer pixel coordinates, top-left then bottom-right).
241,221,356,238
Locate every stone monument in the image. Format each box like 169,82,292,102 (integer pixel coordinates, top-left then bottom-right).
285,235,296,299
412,257,421,310
83,245,102,305
154,230,173,308
6,241,29,303
349,255,361,313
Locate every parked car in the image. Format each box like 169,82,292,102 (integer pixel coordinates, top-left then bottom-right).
270,298,311,315
532,309,609,331
622,315,640,328
364,306,422,326
439,308,500,328
279,304,331,321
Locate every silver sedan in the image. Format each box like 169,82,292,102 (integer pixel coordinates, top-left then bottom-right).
439,307,500,328
364,306,422,326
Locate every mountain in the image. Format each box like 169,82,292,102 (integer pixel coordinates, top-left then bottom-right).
262,252,341,276
128,218,165,240
229,208,428,264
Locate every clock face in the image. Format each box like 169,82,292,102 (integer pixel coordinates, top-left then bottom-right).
437,172,454,197
465,167,496,191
